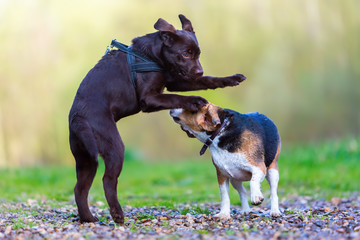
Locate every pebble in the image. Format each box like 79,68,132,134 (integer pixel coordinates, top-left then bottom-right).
0,195,359,239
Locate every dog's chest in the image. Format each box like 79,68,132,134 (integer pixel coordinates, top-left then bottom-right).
210,137,252,181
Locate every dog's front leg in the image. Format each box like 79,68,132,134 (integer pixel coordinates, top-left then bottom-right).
214,168,231,220
230,179,251,215
140,93,207,112
166,74,246,92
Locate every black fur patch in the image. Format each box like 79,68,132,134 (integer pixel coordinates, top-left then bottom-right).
217,109,280,167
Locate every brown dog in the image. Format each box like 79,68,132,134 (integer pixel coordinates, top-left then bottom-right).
68,15,246,224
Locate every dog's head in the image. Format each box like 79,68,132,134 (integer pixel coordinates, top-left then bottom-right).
154,14,203,80
170,103,223,140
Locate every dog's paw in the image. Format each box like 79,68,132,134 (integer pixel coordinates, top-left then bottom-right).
224,74,246,87
240,208,251,215
251,194,264,206
232,74,247,83
79,216,99,223
270,210,282,218
184,96,208,112
213,212,231,221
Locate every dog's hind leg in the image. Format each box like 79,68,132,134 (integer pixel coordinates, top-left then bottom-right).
266,143,281,217
230,179,251,215
69,119,99,223
266,168,281,217
98,121,125,224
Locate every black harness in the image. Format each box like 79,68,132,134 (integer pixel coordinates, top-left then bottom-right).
105,39,164,88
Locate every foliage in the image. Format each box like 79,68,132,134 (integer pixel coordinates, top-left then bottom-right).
0,0,359,166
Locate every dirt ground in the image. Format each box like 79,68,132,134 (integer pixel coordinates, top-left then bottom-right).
1,195,359,240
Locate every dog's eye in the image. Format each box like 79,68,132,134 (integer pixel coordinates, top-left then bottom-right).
182,51,190,58
182,49,193,58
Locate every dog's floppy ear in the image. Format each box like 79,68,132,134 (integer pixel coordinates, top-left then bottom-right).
207,104,221,127
154,18,177,47
199,103,221,131
179,14,194,33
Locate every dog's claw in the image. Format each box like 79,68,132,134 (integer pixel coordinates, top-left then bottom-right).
251,196,264,206
233,74,246,83
270,211,282,218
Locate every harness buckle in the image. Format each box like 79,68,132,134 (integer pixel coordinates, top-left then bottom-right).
104,43,115,55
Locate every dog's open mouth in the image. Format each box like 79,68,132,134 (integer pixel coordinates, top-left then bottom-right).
180,125,196,138
172,117,181,123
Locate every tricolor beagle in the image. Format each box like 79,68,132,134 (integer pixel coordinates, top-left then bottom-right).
170,103,281,219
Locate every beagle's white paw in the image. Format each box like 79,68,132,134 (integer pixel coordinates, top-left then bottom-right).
213,212,231,220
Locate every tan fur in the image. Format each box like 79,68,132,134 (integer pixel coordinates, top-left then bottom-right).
213,158,227,185
175,103,222,132
268,142,281,170
233,129,267,174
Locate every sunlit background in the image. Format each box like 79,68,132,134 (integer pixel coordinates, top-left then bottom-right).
0,0,359,167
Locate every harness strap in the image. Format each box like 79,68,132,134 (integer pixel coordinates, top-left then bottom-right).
105,40,164,88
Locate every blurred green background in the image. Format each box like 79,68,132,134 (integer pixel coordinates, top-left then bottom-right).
0,0,359,167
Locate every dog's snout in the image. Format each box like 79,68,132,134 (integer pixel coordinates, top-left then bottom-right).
194,68,203,78
169,108,182,117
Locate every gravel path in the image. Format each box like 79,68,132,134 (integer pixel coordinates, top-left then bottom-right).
1,195,360,239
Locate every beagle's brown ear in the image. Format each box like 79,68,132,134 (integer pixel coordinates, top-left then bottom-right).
207,103,221,127
199,103,221,132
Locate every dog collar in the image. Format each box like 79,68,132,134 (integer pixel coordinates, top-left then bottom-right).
200,118,229,156
105,40,164,88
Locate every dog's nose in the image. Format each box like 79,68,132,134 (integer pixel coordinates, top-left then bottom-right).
194,68,203,78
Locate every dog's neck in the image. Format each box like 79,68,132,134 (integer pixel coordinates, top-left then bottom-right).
132,33,165,67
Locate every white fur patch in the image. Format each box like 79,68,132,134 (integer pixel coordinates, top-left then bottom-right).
209,136,253,181
215,180,231,219
266,168,281,217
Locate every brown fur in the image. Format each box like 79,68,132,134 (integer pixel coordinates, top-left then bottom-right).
69,16,246,224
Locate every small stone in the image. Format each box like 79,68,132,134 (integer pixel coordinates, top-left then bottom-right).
95,201,105,207
336,228,346,233
354,226,360,232
5,226,12,235
159,216,167,221
331,198,342,205
324,208,332,212
117,226,125,231
14,234,26,240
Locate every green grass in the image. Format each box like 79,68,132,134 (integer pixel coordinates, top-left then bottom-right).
0,138,359,207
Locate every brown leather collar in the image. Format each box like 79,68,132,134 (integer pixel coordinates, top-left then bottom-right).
199,118,229,156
